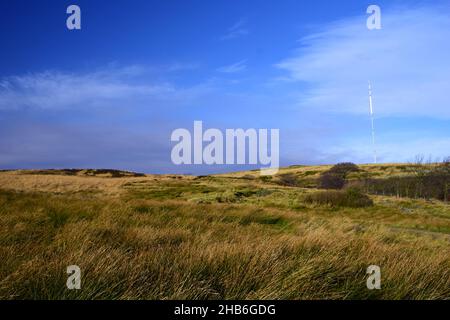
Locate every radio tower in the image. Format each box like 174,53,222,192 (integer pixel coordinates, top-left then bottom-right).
368,81,377,164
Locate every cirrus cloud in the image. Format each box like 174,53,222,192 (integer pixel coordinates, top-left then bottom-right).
0,66,216,111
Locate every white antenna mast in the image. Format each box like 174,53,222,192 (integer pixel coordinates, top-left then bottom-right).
368,81,377,164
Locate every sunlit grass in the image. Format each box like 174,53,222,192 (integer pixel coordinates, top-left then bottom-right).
0,166,449,300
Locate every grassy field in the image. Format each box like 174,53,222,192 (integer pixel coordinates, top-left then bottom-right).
0,166,449,300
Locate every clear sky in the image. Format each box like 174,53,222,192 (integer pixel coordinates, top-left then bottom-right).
1,0,449,174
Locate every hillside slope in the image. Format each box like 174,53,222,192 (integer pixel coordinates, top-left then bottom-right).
0,164,449,299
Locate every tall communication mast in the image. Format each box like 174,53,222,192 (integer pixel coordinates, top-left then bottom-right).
368,81,377,164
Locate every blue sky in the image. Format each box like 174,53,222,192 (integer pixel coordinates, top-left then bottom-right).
1,0,449,174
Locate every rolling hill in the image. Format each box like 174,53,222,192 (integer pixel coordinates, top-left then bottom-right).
0,164,448,299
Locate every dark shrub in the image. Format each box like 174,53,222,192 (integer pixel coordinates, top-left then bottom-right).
304,188,373,208
442,157,450,170
318,162,360,190
318,173,345,189
328,162,360,176
277,173,299,187
360,159,450,201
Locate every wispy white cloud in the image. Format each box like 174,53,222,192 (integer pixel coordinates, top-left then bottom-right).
220,18,249,40
167,62,200,72
0,66,213,110
276,6,450,119
217,60,247,73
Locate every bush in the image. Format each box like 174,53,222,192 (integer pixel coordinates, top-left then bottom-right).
360,159,450,201
328,162,360,176
304,188,373,208
318,162,360,190
318,173,345,189
277,173,299,187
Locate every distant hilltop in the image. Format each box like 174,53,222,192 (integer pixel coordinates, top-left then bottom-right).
1,168,147,178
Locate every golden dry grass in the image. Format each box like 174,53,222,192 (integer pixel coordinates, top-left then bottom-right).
0,166,449,300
